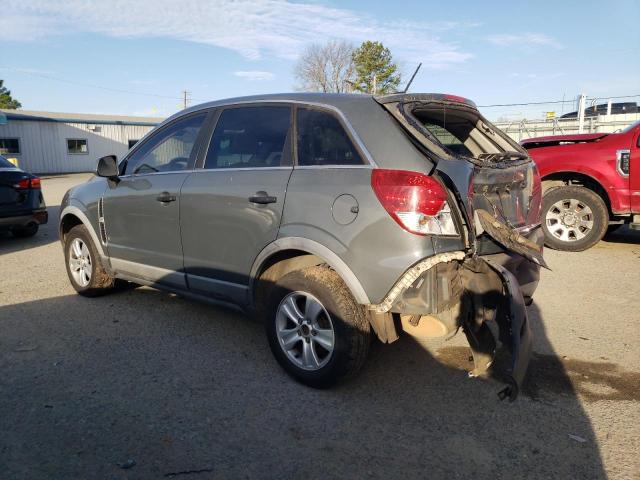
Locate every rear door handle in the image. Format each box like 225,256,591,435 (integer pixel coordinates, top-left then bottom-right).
249,191,277,205
156,191,177,203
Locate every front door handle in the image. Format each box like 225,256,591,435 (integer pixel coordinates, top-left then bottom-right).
249,191,277,205
156,191,177,203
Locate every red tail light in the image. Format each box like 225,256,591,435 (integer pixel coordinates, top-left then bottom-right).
13,177,41,190
14,179,31,190
371,169,452,236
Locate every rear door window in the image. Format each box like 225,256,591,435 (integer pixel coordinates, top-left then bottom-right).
204,106,291,169
296,108,364,166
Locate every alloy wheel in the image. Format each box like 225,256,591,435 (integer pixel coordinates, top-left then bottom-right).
69,238,92,287
545,198,594,242
275,291,335,371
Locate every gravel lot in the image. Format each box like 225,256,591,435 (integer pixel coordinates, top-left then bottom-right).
1,174,639,479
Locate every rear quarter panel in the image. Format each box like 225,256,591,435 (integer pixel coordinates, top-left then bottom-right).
280,167,440,304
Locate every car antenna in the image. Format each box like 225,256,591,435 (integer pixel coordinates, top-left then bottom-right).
403,62,422,93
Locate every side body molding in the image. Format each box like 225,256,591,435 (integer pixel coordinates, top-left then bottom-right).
59,204,107,258
249,237,371,305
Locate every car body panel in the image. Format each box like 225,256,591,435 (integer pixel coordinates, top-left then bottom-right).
280,166,448,304
180,167,293,305
102,173,189,288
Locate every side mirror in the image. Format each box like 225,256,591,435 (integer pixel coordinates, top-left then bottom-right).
96,155,119,178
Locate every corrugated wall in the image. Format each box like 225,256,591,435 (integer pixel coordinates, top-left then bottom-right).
0,120,156,174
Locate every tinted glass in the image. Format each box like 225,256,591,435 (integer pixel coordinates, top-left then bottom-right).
124,113,206,175
296,108,363,166
0,155,15,168
204,106,291,169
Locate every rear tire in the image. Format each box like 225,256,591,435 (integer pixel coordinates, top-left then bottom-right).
541,186,608,251
64,224,115,297
265,265,371,388
12,223,39,238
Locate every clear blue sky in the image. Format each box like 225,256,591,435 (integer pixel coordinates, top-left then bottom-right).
1,0,638,120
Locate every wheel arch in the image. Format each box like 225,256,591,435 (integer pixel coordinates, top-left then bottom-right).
541,171,613,216
249,237,370,308
59,205,106,257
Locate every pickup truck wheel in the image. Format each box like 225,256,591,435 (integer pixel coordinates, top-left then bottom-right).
64,224,115,297
266,265,371,388
541,186,608,251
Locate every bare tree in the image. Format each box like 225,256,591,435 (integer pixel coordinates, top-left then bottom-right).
294,40,355,93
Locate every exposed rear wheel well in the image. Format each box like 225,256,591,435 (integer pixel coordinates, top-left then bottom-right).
59,214,83,241
253,250,325,312
541,172,612,215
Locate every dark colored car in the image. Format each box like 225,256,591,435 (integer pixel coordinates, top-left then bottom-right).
0,155,47,237
59,93,544,399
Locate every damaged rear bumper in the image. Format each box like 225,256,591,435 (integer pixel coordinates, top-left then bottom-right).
369,252,533,401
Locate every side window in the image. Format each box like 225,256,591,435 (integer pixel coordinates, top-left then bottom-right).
204,106,291,169
123,113,206,175
296,108,363,166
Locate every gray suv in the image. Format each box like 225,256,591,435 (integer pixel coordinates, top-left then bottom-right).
59,93,544,400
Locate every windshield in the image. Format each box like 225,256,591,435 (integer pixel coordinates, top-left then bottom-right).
0,155,17,168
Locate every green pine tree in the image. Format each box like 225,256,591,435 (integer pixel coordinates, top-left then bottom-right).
0,80,22,109
352,41,401,94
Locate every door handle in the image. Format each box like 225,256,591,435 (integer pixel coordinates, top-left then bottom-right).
249,191,277,205
156,191,177,203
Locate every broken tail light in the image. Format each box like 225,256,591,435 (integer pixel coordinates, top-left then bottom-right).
371,169,457,236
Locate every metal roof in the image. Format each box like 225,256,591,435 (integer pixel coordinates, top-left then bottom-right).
0,109,164,126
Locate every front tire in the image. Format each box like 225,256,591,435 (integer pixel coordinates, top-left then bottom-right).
541,186,608,251
64,224,115,296
265,265,371,388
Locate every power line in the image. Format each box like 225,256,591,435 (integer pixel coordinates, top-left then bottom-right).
479,94,640,108
3,65,639,110
1,66,183,100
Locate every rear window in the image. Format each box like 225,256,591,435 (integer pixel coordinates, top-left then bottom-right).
296,108,364,166
412,106,519,159
383,101,526,161
0,155,15,168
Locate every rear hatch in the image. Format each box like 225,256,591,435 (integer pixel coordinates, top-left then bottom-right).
375,94,542,257
0,156,31,217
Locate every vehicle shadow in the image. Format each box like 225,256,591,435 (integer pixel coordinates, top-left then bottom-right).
0,285,613,479
0,204,61,255
601,225,640,245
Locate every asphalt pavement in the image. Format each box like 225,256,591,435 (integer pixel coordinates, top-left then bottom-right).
1,174,638,479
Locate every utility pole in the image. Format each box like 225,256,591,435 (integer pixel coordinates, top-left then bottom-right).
372,74,377,95
181,90,191,110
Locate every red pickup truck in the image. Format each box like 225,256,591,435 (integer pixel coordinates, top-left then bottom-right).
521,120,640,251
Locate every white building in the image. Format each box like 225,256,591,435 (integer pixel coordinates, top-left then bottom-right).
0,109,163,174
